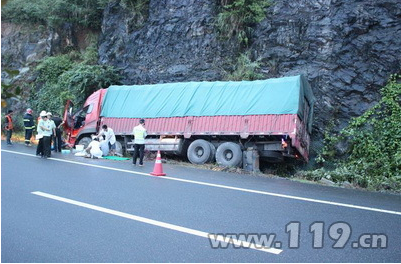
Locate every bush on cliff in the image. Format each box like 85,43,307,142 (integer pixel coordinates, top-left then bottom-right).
30,47,121,115
217,0,272,46
2,0,107,30
300,75,401,192
225,52,264,81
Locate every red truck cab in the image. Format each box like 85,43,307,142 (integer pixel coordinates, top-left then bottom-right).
63,89,107,147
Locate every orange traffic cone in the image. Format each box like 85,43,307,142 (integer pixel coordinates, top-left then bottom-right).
150,150,166,176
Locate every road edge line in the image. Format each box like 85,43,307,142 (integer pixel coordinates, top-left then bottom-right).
2,149,401,216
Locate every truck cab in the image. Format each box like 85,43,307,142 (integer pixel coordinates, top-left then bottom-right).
63,89,107,147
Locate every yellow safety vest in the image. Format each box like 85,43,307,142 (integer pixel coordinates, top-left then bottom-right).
133,125,147,144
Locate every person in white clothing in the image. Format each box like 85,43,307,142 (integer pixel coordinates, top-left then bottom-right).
99,137,109,157
132,119,147,166
85,136,103,158
97,124,116,155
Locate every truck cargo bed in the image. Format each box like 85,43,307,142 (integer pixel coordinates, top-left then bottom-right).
100,113,310,161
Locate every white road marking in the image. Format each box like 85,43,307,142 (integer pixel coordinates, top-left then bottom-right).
164,177,401,216
3,149,401,216
31,191,282,254
1,149,151,175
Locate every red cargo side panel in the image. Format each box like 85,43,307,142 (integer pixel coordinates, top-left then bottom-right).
101,114,297,137
100,114,309,161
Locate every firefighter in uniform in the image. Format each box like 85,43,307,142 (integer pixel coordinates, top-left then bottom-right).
23,108,35,146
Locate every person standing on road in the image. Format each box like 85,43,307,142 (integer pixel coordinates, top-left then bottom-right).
47,112,56,151
23,108,35,146
36,111,47,156
132,119,147,166
97,125,117,156
51,113,64,152
4,110,14,145
38,114,53,158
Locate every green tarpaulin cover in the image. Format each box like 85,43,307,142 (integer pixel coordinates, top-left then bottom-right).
101,75,315,132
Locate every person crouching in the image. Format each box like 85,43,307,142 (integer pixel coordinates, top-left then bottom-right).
84,136,103,159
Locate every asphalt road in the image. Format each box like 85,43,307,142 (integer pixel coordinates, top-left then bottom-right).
2,143,401,262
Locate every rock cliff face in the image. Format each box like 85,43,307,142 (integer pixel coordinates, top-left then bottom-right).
250,0,401,148
2,0,400,155
99,0,238,84
1,23,75,69
1,22,76,103
98,0,401,153
1,23,76,112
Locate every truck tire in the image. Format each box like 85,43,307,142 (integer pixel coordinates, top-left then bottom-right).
207,142,216,163
216,142,243,167
187,139,211,165
77,137,92,149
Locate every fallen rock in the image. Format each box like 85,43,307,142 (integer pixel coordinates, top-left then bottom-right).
319,178,336,186
341,181,354,188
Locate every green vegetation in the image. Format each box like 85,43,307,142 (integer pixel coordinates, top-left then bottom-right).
1,69,21,101
2,0,149,30
217,1,270,80
30,46,122,115
216,0,271,46
2,0,107,29
118,0,149,30
225,52,264,81
299,75,401,192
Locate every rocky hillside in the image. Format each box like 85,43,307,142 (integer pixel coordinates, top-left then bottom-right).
2,0,401,155
251,0,401,150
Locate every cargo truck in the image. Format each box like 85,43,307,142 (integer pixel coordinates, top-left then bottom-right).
63,75,314,168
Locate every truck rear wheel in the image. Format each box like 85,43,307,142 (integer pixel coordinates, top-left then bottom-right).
216,142,242,167
187,139,211,165
207,142,216,163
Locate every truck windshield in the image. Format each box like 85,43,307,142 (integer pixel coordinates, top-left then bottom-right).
73,105,90,129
